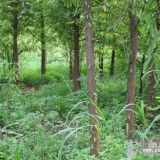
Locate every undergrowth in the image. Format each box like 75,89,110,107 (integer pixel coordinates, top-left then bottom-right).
0,67,159,159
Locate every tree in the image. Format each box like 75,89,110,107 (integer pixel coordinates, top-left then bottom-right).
147,56,156,107
41,13,46,74
146,0,160,108
110,49,115,76
13,0,20,84
139,54,145,97
99,53,104,76
0,0,34,83
126,5,138,139
73,13,81,91
82,0,100,156
49,1,82,82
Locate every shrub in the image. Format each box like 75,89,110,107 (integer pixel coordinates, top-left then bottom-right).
22,71,62,87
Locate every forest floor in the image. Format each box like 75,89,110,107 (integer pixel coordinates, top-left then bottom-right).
0,62,159,160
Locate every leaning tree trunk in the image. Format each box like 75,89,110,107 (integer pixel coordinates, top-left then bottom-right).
126,10,138,139
73,14,81,91
139,54,145,97
82,0,100,156
110,49,115,76
99,54,103,76
41,13,46,75
13,1,19,85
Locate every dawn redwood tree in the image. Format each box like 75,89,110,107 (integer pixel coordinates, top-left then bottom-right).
13,0,19,85
147,56,156,107
147,0,160,107
69,44,73,79
139,54,145,97
30,0,49,75
110,49,115,76
126,5,138,139
1,0,35,84
99,53,104,76
73,14,81,91
49,1,81,81
82,0,100,156
41,13,46,74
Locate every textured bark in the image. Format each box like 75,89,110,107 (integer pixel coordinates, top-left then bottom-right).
82,0,100,156
99,54,103,76
139,55,145,97
41,13,46,75
110,49,115,76
73,14,81,91
126,11,138,139
13,1,19,85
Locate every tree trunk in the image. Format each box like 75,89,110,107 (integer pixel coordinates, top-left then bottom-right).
82,0,100,156
139,54,145,97
147,57,156,107
13,1,19,85
69,45,73,79
41,13,46,75
110,49,115,76
126,11,138,139
73,14,81,91
147,0,159,107
99,54,103,76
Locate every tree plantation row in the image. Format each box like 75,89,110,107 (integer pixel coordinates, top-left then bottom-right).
0,0,160,159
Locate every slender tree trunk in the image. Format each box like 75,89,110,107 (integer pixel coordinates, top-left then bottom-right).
13,1,19,85
147,0,159,107
139,54,145,97
110,49,115,76
73,14,81,91
147,57,156,107
99,54,103,76
41,13,46,75
126,10,138,139
82,0,100,156
69,45,73,79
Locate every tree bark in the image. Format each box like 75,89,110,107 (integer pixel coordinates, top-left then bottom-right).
139,54,145,97
126,10,138,139
110,49,115,76
99,54,103,76
41,13,46,75
147,0,159,107
13,1,19,85
82,0,100,156
73,14,81,91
